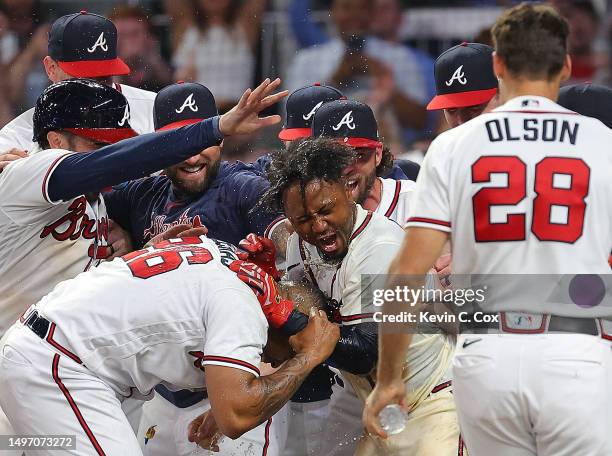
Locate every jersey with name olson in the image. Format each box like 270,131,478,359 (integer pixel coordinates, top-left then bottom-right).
27,236,266,399
406,96,612,316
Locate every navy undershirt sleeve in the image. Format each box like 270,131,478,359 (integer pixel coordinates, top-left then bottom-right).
48,117,222,202
327,322,378,375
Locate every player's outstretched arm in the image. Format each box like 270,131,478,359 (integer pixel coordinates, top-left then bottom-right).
47,78,288,202
200,310,339,440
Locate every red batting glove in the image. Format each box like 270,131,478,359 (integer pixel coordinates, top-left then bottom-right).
237,233,281,280
229,260,294,328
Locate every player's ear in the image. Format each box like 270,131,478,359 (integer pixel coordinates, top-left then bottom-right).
492,51,505,82
559,54,572,83
47,131,66,150
43,56,60,83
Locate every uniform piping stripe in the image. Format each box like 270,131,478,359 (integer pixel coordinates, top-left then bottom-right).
42,154,70,203
384,181,401,218
46,323,82,364
350,212,373,241
458,435,465,456
431,380,452,394
339,313,374,322
264,216,286,238
52,354,106,456
202,356,260,375
262,417,272,456
406,217,451,228
113,82,122,93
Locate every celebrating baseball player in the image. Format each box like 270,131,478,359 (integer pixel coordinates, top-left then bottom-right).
0,11,156,158
103,80,290,454
427,42,499,128
364,4,612,456
0,235,339,455
250,137,460,455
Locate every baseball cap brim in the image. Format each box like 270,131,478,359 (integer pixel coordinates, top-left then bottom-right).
334,137,382,148
427,88,497,110
278,128,312,141
58,57,131,78
65,127,137,144
156,118,204,132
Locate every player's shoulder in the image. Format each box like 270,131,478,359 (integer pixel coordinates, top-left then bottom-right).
111,174,170,195
116,83,157,101
357,206,405,245
2,107,34,130
217,161,267,184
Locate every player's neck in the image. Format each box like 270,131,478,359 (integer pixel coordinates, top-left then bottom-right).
361,178,382,212
499,79,561,104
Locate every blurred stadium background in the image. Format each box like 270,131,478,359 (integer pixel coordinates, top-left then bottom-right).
0,0,609,161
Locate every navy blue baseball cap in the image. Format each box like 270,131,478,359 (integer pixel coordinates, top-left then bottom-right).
279,83,344,140
312,99,382,149
427,42,497,110
48,10,130,78
154,81,218,131
558,83,612,129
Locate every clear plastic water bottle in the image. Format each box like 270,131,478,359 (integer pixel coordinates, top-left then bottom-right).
378,404,408,435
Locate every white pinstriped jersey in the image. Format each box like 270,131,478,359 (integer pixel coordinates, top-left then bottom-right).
375,177,415,225
406,96,612,317
0,83,155,152
286,205,452,407
0,149,111,335
19,236,267,399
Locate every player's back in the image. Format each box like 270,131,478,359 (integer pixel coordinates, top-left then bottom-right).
28,236,266,398
418,96,612,275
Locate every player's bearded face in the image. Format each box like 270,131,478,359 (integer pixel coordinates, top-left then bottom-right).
342,147,378,204
165,146,222,196
284,179,356,261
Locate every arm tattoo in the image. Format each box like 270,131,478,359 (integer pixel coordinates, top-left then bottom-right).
247,353,314,419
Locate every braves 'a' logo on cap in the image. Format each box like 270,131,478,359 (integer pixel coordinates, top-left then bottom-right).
332,111,356,131
87,32,109,53
118,104,130,127
175,93,199,114
445,65,467,86
303,101,324,121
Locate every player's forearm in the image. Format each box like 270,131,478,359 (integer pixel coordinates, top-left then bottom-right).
328,322,378,375
229,352,318,437
48,118,222,201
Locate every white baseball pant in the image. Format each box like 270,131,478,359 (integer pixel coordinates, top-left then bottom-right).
453,333,612,456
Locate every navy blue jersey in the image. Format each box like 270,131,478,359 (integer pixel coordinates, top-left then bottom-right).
105,161,279,249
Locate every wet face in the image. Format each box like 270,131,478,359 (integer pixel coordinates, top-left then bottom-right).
284,179,355,260
331,0,372,37
443,102,489,128
165,146,222,197
341,147,380,204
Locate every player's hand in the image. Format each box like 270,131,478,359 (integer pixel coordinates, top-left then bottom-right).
362,379,407,439
229,260,295,329
433,254,452,288
188,409,223,452
289,308,339,366
144,220,208,248
0,148,28,173
107,220,133,260
218,78,288,136
237,233,281,280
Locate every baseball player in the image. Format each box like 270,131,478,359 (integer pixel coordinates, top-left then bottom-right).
0,235,339,456
102,81,288,455
253,138,459,455
364,4,612,456
0,76,285,339
427,42,498,128
0,11,156,156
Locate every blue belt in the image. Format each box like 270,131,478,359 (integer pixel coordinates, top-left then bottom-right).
155,385,207,408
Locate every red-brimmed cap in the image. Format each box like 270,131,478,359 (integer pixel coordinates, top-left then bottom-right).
65,127,137,144
335,137,383,149
58,58,130,78
278,127,312,141
156,118,204,132
427,88,497,110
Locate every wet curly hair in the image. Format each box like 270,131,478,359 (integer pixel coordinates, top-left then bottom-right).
261,138,357,213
